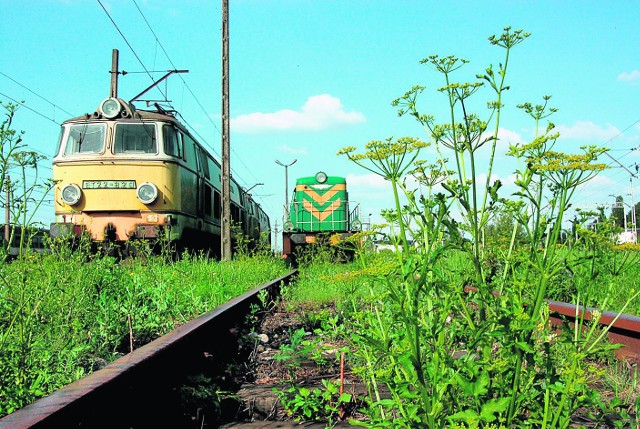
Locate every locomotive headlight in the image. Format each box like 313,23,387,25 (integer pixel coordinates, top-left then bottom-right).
283,221,294,232
315,171,327,184
351,219,362,231
61,184,82,206
137,182,158,205
99,97,122,119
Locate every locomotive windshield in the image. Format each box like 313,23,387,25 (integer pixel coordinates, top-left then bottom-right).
114,123,157,154
63,124,106,155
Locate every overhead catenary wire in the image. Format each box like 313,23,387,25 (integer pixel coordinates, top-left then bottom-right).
97,0,168,102
0,71,75,118
0,92,60,126
130,0,221,139
567,118,640,218
7,1,279,225
129,0,278,218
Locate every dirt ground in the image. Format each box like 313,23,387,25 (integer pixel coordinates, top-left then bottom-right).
231,301,365,424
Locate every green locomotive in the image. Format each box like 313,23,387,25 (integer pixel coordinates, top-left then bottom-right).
282,171,361,261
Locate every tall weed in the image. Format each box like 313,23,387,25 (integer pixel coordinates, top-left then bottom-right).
339,27,637,428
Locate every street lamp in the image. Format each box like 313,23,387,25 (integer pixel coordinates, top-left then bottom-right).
245,182,264,194
275,159,297,219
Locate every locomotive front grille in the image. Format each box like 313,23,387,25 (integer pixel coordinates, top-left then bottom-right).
289,201,354,232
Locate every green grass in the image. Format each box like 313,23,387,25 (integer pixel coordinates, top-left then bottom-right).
0,250,288,417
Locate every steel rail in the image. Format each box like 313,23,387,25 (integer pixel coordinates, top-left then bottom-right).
463,286,640,365
0,270,298,429
546,299,640,365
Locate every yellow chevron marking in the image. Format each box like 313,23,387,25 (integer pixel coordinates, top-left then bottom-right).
302,189,339,205
303,199,341,221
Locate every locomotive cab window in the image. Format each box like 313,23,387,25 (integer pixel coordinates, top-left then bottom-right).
114,123,157,154
163,125,183,159
63,124,106,155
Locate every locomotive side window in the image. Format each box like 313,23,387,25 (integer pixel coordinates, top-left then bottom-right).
197,149,210,179
183,134,198,168
114,123,157,154
163,125,183,158
214,191,221,220
64,124,106,155
231,203,240,224
204,184,212,216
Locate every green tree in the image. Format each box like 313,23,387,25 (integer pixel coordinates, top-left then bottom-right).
610,195,626,230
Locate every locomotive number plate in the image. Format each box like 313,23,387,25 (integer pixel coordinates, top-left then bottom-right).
82,180,136,189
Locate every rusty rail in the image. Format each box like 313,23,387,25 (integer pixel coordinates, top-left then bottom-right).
547,299,640,365
0,270,298,429
463,285,640,365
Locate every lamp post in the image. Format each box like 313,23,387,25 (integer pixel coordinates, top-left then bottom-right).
275,159,297,220
245,182,264,194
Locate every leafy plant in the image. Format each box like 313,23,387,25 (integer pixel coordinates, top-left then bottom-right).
276,379,352,424
336,27,636,429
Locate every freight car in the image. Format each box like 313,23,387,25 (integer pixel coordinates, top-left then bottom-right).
281,172,361,263
50,96,270,255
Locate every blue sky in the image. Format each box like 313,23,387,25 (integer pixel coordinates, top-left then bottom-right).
1,0,639,242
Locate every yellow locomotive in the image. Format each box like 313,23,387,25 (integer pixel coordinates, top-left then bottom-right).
50,97,269,254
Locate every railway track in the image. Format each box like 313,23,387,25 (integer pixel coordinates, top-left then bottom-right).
547,298,640,365
0,270,297,429
2,273,639,428
464,286,640,365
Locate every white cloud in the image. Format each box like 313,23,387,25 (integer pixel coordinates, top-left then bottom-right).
495,128,523,145
618,70,640,83
231,94,366,133
553,121,620,142
475,172,517,190
578,174,616,190
479,128,523,156
346,173,390,192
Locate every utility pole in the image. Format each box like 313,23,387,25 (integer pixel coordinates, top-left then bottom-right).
221,0,231,260
275,159,297,223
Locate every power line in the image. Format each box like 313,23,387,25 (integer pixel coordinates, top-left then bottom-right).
602,118,640,147
0,71,75,118
96,0,167,101
130,0,222,137
129,0,275,216
569,116,640,208
0,92,60,125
